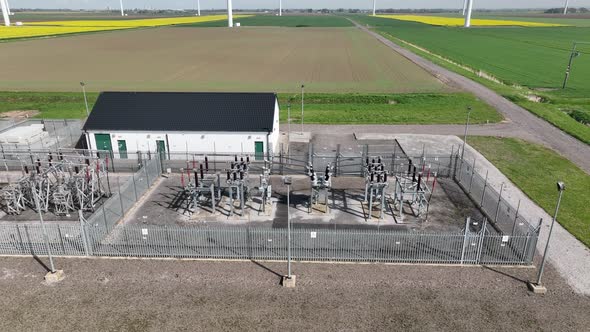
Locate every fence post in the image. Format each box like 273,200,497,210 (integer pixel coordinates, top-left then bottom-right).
335,144,341,176
280,143,284,175
511,200,521,235
460,217,471,265
102,204,109,231
475,218,488,264
247,227,252,259
494,183,504,224
79,210,90,257
144,160,150,185
132,173,138,202
480,170,488,208
468,158,476,194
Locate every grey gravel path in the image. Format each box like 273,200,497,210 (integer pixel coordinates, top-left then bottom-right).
0,257,588,331
350,20,590,174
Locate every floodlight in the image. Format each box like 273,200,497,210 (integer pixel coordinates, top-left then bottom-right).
556,182,566,191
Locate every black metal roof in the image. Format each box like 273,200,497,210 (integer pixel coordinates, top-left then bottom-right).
83,92,277,132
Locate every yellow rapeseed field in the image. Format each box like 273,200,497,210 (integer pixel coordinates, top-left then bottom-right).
0,15,250,40
26,15,250,27
375,15,566,27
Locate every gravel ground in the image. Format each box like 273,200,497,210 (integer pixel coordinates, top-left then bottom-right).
0,256,588,331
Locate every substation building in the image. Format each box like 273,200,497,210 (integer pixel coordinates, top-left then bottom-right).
83,92,280,159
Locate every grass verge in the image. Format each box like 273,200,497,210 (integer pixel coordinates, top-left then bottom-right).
469,137,590,248
0,91,501,125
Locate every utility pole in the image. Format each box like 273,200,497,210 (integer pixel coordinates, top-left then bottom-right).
528,182,566,294
562,42,587,89
464,0,474,28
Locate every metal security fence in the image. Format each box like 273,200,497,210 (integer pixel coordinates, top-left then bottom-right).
0,223,536,265
85,156,161,232
454,157,539,236
0,119,83,151
0,148,539,266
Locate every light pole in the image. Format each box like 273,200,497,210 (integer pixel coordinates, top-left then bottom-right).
282,176,295,287
80,82,90,117
461,106,472,161
32,187,57,276
279,0,282,16
528,181,566,293
197,0,201,16
287,101,292,143
462,0,468,16
564,0,570,15
373,0,376,16
227,0,234,28
562,41,587,89
300,84,305,134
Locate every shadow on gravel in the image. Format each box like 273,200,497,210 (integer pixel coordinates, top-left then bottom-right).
483,265,529,285
251,260,284,284
32,255,51,273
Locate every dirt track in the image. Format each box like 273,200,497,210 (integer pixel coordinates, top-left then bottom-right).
350,20,590,174
0,257,588,331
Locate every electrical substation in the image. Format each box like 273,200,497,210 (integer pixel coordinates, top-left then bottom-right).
0,103,539,266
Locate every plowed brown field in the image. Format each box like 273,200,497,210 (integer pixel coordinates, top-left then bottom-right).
0,27,449,93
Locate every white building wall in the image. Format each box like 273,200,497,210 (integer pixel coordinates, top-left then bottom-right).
87,130,279,158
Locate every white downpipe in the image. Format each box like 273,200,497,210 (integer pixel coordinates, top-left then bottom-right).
227,0,233,27
462,0,468,16
464,0,473,28
279,0,282,16
0,0,10,26
119,0,125,16
373,0,376,16
564,0,570,14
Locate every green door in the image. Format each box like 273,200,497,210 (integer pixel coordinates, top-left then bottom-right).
156,140,167,160
255,141,264,161
117,140,128,159
94,134,113,151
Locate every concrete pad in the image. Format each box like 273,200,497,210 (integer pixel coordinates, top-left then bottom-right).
281,275,296,288
527,282,547,294
288,132,311,143
44,270,65,284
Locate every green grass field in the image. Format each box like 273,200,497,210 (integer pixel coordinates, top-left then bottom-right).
177,15,354,27
353,15,590,144
356,16,590,94
0,91,500,125
469,137,590,248
424,12,590,27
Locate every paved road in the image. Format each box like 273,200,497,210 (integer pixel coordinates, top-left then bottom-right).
0,257,588,331
350,20,590,174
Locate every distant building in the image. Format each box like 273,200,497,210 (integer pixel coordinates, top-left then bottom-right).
83,92,280,160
